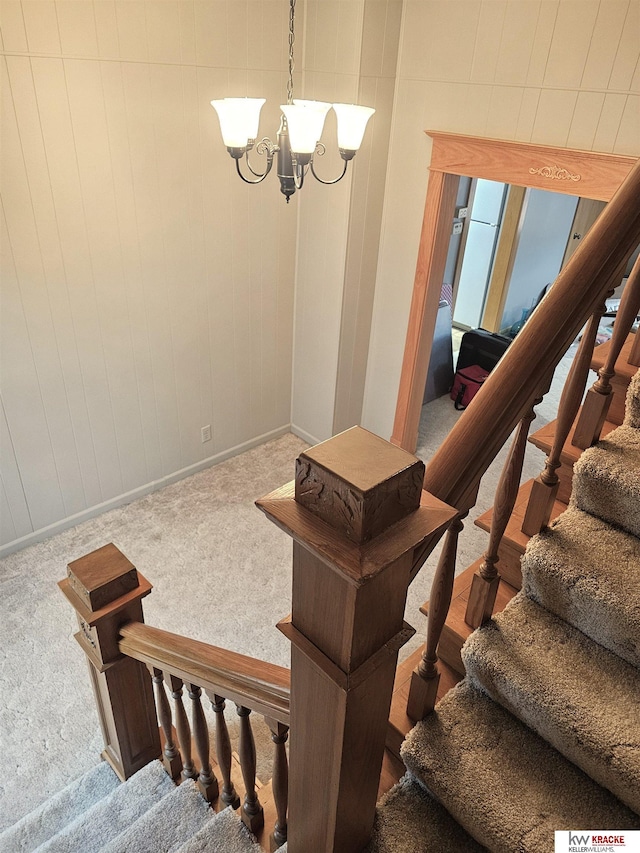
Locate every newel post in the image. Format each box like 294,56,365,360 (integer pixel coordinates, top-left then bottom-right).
58,543,161,780
257,427,455,853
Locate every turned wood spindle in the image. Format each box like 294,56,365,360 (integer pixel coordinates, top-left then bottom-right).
208,693,240,810
406,515,465,721
573,254,640,447
465,403,538,629
266,718,289,851
629,324,640,367
169,676,197,781
236,705,264,833
522,304,607,536
151,668,182,779
187,684,219,803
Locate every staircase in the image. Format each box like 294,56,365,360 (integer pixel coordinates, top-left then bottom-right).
0,760,263,853
13,371,638,853
367,370,640,850
431,333,638,678
9,156,638,851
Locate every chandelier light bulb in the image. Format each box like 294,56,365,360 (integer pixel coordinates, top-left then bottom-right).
211,98,265,149
333,104,376,153
281,101,331,154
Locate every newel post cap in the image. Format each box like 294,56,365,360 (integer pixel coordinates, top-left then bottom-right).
256,427,456,585
295,426,425,544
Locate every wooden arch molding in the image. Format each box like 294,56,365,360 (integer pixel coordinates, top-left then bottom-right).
391,131,637,453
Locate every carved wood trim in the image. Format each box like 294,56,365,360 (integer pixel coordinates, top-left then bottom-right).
393,132,638,453
426,132,636,202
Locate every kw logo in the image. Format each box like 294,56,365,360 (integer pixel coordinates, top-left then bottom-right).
570,834,591,845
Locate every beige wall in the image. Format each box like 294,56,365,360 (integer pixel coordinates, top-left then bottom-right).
2,0,639,554
0,1,297,553
362,0,640,441
291,0,402,443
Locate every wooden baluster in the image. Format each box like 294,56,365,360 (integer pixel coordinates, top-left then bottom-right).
573,254,640,447
265,718,289,851
151,668,182,780
522,304,607,537
169,676,197,781
465,403,538,629
187,684,219,803
207,693,240,809
406,515,465,721
236,705,264,833
629,325,640,367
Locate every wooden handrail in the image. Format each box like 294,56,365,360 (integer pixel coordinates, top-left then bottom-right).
118,621,290,725
423,157,640,511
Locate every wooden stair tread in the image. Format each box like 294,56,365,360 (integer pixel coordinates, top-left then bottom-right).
474,479,566,555
528,417,618,466
590,332,639,381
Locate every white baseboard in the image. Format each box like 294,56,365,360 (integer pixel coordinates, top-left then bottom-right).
0,424,292,560
289,423,322,446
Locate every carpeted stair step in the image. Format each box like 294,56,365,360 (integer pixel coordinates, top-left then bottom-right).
100,778,215,853
572,423,640,538
0,761,119,853
462,592,640,813
521,505,640,669
365,773,486,853
175,806,263,853
34,760,174,853
401,681,638,853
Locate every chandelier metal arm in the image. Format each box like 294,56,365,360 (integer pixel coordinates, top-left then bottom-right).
235,156,273,185
234,138,277,184
309,157,349,186
245,138,279,178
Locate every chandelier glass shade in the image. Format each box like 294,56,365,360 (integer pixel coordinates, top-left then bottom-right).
210,1,375,202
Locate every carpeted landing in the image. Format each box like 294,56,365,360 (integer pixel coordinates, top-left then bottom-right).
0,760,262,853
369,370,640,850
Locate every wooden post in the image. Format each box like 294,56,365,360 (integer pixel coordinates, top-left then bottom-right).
58,543,161,781
256,427,456,853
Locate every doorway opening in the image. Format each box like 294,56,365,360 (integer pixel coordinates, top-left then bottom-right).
391,132,637,453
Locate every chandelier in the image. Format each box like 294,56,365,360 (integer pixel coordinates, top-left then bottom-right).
211,0,375,203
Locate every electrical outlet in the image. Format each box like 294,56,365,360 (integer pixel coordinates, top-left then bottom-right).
201,424,212,443
457,206,468,219
452,221,463,235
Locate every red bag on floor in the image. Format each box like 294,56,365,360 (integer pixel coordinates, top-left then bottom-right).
450,364,489,410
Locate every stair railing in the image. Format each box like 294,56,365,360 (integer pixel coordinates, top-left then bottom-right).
60,429,458,853
60,157,639,853
407,157,640,717
59,545,290,849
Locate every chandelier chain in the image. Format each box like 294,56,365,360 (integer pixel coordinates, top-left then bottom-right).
287,0,296,105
